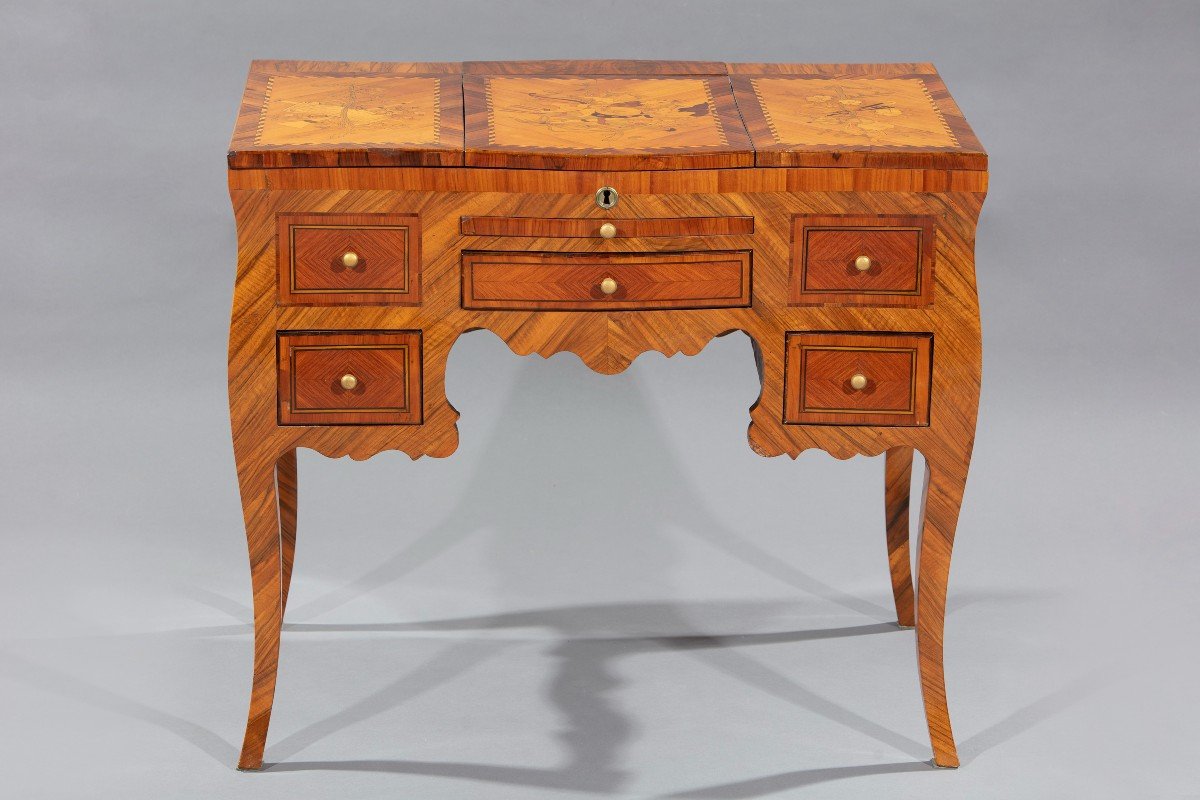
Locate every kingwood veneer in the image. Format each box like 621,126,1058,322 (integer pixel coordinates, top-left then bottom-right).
226,59,988,770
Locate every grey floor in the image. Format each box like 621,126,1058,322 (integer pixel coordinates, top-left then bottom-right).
2,1,1199,798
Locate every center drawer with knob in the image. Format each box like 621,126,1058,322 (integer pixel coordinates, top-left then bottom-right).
461,250,753,311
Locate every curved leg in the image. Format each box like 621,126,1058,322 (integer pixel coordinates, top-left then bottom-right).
235,448,285,770
884,447,915,628
914,456,969,768
276,450,298,616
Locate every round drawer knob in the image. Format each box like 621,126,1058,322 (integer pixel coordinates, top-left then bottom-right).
340,374,359,391
854,255,872,272
599,277,619,295
599,222,617,239
342,251,360,268
849,373,868,390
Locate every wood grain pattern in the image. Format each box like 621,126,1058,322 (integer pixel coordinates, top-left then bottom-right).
277,331,423,425
279,212,421,305
783,332,932,426
792,215,934,306
228,60,987,772
729,65,986,170
465,60,728,75
464,75,754,170
459,215,754,238
229,62,463,169
884,446,915,628
461,250,751,310
277,449,298,615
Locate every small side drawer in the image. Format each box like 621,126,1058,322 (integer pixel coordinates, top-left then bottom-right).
278,331,422,425
790,215,934,307
277,213,421,306
784,332,931,426
462,250,752,311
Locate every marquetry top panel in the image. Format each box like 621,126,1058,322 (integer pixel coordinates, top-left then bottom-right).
462,75,753,169
228,61,464,168
229,61,985,170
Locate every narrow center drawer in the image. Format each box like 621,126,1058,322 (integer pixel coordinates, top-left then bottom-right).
461,250,752,311
784,332,931,426
278,331,422,425
460,216,754,238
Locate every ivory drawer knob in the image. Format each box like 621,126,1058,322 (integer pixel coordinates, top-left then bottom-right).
340,374,359,391
342,251,360,268
854,255,872,272
599,277,619,295
599,222,617,239
849,373,868,390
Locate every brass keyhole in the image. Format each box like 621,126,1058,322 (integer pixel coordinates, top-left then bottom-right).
595,187,618,210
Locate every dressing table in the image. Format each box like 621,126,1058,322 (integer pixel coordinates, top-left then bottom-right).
226,59,987,770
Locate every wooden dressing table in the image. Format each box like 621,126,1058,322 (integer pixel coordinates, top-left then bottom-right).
226,60,988,770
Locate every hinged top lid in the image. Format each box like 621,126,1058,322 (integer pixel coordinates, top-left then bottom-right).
229,60,985,170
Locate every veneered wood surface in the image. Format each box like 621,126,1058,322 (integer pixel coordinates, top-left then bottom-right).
464,75,754,170
459,215,753,238
279,213,420,305
464,60,729,75
461,250,751,310
784,332,932,426
884,446,916,628
229,62,464,168
729,64,986,170
792,215,934,306
277,331,422,425
228,62,987,772
230,170,983,771
230,61,985,171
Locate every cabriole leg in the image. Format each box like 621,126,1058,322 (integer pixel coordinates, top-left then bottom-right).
884,446,916,628
276,449,298,615
234,447,285,770
914,455,970,768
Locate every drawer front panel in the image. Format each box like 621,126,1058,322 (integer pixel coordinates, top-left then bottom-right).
462,250,752,311
278,213,421,306
460,216,754,238
278,331,422,425
784,332,931,426
791,215,934,306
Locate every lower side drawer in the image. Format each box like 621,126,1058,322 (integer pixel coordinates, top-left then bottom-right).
784,332,931,426
278,331,422,425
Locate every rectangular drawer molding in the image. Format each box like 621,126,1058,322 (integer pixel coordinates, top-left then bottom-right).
791,215,934,307
278,213,421,306
784,332,932,426
278,331,423,425
462,250,752,311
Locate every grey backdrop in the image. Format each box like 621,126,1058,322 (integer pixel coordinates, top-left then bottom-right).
2,1,1198,798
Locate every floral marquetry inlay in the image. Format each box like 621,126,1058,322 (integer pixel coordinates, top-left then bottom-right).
750,77,959,149
484,77,727,149
256,75,441,147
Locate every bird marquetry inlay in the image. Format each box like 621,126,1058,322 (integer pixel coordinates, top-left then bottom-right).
484,76,727,150
255,75,442,147
750,76,958,149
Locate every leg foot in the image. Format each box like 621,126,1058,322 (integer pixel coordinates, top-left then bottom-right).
884,446,916,628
